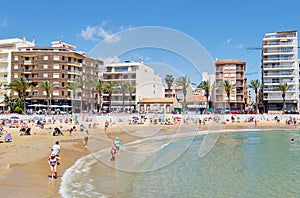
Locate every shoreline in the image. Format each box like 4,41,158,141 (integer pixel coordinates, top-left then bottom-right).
0,115,298,197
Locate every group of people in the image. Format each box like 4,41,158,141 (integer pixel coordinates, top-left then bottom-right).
111,137,120,161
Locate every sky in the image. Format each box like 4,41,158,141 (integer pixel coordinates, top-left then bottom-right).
1,0,300,86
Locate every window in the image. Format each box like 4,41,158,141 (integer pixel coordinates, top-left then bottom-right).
14,74,18,78
43,56,48,60
43,64,48,69
53,91,59,96
14,56,18,61
14,65,18,69
53,64,60,69
43,73,48,78
53,56,60,61
53,73,59,78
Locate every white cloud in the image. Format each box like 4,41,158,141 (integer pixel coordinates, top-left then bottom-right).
0,18,10,28
134,54,151,62
80,25,121,44
225,38,232,45
236,44,244,49
101,56,121,65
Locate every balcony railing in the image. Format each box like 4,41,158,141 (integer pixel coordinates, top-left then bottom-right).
263,72,293,76
24,60,32,65
263,64,294,69
263,80,294,84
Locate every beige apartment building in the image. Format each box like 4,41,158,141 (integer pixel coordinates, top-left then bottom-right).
11,41,103,113
215,59,246,111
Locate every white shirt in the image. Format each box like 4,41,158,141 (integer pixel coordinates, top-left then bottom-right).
52,144,60,155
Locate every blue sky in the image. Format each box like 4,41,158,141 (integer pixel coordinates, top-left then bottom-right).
1,0,300,85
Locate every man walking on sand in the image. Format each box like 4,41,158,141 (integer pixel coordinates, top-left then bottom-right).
51,141,60,156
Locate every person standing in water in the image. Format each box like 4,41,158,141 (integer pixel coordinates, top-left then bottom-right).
115,137,120,153
48,152,61,179
110,142,117,161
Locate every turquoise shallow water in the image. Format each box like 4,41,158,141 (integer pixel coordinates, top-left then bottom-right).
60,130,300,197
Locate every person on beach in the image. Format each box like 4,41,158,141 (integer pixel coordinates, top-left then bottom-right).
115,137,120,153
105,120,109,131
51,141,60,156
111,142,117,161
48,152,61,179
84,130,89,146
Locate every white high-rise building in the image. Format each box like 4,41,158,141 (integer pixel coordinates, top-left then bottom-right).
0,38,34,104
262,30,299,113
103,61,164,112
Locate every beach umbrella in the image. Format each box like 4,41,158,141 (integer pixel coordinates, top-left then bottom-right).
10,116,19,119
132,115,139,120
34,116,43,121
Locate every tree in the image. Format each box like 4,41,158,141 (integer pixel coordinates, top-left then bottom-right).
8,76,29,114
278,82,291,112
39,80,57,115
117,82,129,112
74,75,87,114
126,81,136,112
165,74,174,97
248,79,261,113
104,81,115,113
175,75,191,114
65,82,78,114
198,80,210,113
223,80,236,111
95,79,106,112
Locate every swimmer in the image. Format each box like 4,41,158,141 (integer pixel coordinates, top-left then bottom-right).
290,138,295,144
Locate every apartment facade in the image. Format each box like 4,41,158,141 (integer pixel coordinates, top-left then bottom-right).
103,61,164,112
262,30,299,113
11,41,103,113
0,38,35,105
215,59,246,111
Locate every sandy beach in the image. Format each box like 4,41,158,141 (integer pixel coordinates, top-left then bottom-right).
0,114,298,197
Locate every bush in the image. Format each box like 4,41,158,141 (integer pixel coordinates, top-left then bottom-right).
14,106,23,114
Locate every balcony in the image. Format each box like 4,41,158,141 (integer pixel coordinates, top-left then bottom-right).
263,87,295,92
263,72,293,77
263,64,294,69
24,60,32,65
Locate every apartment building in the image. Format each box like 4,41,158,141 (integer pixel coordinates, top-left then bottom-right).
0,38,35,105
103,61,164,112
11,41,103,113
262,30,299,113
215,59,246,111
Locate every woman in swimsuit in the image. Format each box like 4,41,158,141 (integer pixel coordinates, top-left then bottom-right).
48,153,61,179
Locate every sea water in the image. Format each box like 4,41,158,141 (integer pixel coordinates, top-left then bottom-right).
60,130,300,197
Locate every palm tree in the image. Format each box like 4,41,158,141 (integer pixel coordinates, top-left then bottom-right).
165,74,174,97
198,80,210,113
117,82,129,112
104,81,116,113
278,82,291,112
175,75,191,114
8,76,29,114
65,82,78,114
126,81,136,112
39,80,56,114
223,80,236,111
95,79,106,112
74,75,87,114
248,79,261,113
